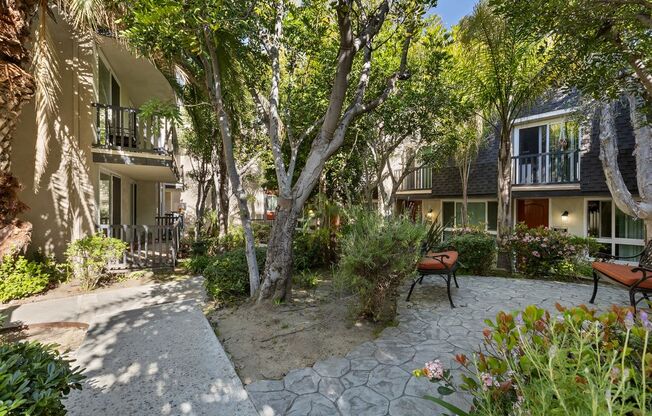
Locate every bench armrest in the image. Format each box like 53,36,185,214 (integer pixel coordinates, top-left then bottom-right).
595,251,644,261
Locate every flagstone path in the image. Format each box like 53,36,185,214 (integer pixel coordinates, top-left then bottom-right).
246,276,628,416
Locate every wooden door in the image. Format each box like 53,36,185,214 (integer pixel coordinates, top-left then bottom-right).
517,199,549,229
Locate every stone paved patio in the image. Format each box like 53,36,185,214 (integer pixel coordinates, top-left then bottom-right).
246,275,629,416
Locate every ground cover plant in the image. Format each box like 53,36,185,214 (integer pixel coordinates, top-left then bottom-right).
415,304,652,415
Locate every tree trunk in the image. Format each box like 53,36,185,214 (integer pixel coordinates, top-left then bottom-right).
217,144,229,236
257,201,300,302
496,126,513,269
0,0,39,173
599,98,652,240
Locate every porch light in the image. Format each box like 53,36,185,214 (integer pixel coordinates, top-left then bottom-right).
426,208,434,219
561,210,569,223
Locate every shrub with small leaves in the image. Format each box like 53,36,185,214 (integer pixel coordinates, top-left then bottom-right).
65,234,127,290
442,231,496,275
0,341,84,415
203,247,266,302
0,255,51,302
337,211,424,322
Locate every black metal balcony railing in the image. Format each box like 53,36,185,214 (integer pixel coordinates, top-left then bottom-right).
396,166,433,191
93,102,176,153
512,150,580,185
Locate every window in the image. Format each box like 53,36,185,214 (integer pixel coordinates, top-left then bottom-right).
442,200,498,232
586,199,646,261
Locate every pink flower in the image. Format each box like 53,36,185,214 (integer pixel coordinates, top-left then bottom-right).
424,360,444,380
532,251,540,257
480,372,495,390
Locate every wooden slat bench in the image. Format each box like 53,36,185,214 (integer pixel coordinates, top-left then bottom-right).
406,250,460,308
590,240,652,310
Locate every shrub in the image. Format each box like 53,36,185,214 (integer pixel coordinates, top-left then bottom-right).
203,247,266,302
252,222,272,244
337,211,425,322
0,172,29,225
415,305,652,415
443,231,496,275
65,234,127,290
508,224,599,278
0,341,84,415
185,255,213,274
0,255,51,302
293,227,338,271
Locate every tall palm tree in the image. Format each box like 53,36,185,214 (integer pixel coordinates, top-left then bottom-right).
0,0,104,174
0,0,104,257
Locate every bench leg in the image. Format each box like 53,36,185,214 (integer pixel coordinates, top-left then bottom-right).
453,270,459,288
446,272,455,308
629,289,637,312
406,275,421,301
589,271,599,304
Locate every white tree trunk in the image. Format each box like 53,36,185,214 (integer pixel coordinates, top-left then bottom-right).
599,98,652,241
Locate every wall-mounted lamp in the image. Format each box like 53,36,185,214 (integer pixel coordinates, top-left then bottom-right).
426,208,434,220
561,210,569,223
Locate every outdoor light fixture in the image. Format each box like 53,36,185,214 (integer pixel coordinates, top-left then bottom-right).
426,208,434,219
561,210,569,223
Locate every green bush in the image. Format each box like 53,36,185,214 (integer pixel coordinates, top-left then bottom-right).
185,255,213,274
0,255,51,302
294,227,338,271
337,211,425,322
443,231,496,275
0,341,84,415
508,224,599,278
203,247,266,302
252,222,272,244
65,234,128,290
415,305,652,415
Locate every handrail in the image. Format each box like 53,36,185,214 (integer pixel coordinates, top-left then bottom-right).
512,149,580,185
396,166,433,191
96,221,182,269
92,102,176,154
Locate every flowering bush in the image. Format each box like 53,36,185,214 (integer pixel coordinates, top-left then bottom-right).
65,234,127,290
508,224,599,278
414,304,652,415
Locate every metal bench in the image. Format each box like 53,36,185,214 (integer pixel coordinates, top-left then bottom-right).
590,240,652,310
406,250,460,308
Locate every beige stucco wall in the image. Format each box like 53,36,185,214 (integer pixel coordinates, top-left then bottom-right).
13,17,98,258
549,196,585,236
136,181,159,225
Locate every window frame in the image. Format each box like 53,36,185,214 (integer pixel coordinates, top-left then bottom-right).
441,199,498,235
583,197,646,262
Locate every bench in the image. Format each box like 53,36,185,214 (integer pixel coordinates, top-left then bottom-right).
590,240,652,310
406,250,460,308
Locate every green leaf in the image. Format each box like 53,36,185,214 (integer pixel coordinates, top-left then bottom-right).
424,395,470,416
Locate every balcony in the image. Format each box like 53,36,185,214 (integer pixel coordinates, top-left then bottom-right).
396,166,433,191
512,150,580,186
92,102,181,180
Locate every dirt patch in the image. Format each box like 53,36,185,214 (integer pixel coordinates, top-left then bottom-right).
4,268,191,306
209,273,381,384
3,322,88,353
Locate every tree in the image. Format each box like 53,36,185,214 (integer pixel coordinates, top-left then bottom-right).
452,115,486,228
493,0,652,240
118,0,264,296
0,0,104,255
354,18,450,216
251,0,434,302
456,2,558,264
0,0,103,173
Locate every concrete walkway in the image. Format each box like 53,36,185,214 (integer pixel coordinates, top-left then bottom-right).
247,276,629,416
1,276,257,416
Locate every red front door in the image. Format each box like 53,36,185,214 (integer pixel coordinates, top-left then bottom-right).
517,199,549,229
